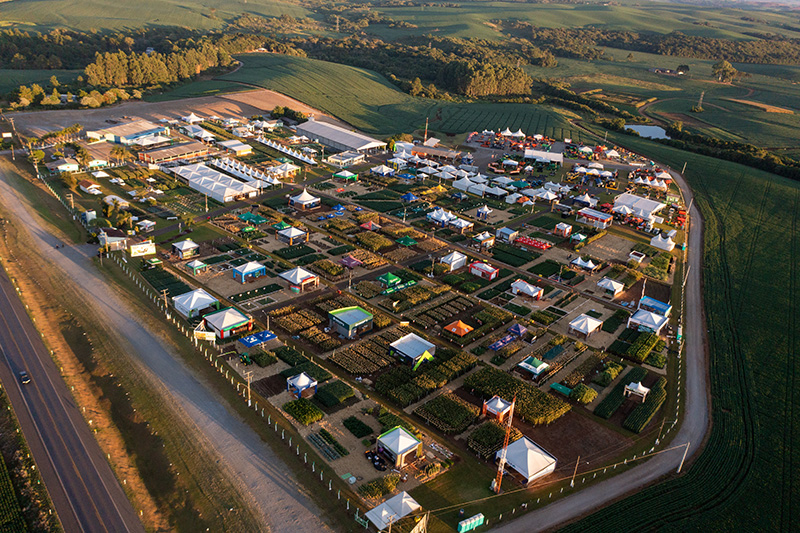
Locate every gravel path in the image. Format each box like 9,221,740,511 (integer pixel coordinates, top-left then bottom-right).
0,162,330,533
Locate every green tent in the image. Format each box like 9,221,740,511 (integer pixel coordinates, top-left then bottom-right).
239,212,267,225
396,236,417,247
272,221,292,230
377,272,402,287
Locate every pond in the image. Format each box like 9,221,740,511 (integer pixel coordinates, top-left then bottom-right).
625,125,670,139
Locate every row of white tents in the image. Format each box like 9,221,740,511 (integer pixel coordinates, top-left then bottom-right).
254,137,317,165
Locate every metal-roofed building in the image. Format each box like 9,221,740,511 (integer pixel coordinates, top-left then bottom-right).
296,119,386,153
328,306,374,339
87,119,169,145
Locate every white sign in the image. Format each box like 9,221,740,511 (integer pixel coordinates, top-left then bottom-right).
129,241,156,257
1,132,12,139
194,330,217,341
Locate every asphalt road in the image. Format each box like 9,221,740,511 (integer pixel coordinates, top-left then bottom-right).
492,165,709,531
0,264,144,533
0,161,328,532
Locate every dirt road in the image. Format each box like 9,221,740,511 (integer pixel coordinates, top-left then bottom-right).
0,160,330,533
8,88,337,137
493,165,709,531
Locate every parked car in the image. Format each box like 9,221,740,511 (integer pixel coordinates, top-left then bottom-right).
18,371,30,385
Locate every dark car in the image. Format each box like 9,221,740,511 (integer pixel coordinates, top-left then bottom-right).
18,371,30,385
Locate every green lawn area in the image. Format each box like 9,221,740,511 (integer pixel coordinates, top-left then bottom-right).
145,80,252,102
0,69,81,94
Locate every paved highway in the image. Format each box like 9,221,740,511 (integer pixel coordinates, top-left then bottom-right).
0,261,144,532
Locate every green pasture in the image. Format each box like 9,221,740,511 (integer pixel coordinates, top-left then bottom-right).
566,125,800,531
373,1,800,41
0,0,311,31
0,69,80,94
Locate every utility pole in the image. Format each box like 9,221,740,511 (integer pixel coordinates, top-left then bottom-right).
161,289,169,309
681,162,687,175
424,117,429,143
205,193,208,213
492,396,516,493
244,370,254,407
570,455,581,487
677,441,690,473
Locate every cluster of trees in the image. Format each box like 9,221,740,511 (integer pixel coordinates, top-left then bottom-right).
83,33,265,87
292,35,546,97
500,20,800,64
9,82,140,110
537,81,638,120
0,27,197,69
270,106,307,122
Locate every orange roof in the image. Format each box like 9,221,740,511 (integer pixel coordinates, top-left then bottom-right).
444,320,473,337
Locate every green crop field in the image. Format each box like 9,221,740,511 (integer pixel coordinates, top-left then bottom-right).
0,69,81,94
0,0,312,31
220,53,437,134
145,79,251,102
562,126,800,531
218,53,585,138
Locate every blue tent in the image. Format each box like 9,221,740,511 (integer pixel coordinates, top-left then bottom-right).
333,204,345,211
452,192,469,200
401,193,420,203
238,330,277,347
508,323,527,337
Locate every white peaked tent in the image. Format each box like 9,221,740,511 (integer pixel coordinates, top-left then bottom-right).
439,165,458,173
536,190,558,202
605,149,620,158
287,372,317,396
572,257,597,270
453,177,475,191
600,170,614,178
172,289,218,318
588,162,604,169
182,112,202,124
497,436,557,484
568,314,603,337
656,171,672,180
365,492,421,531
651,233,676,251
628,309,669,334
512,129,525,138
494,176,514,186
500,127,513,136
453,169,471,179
290,188,319,205
505,193,522,204
279,266,317,285
437,171,455,180
468,184,488,197
371,165,394,176
597,277,625,297
575,193,597,207
449,218,473,231
574,166,588,174
440,251,467,271
418,165,438,174
471,173,489,183
477,205,492,218
511,279,543,299
579,146,593,154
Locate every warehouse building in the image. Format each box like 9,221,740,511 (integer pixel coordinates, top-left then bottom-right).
87,119,169,145
139,141,209,164
296,118,386,153
328,306,374,339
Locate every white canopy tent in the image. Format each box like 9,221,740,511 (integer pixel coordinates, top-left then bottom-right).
497,436,557,484
365,492,421,531
597,277,625,296
568,314,603,337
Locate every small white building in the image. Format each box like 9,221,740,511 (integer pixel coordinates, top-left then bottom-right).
389,333,436,364
627,309,669,334
377,427,422,468
624,382,650,402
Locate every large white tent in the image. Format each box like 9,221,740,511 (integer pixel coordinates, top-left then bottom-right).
511,279,543,299
568,314,603,337
365,492,421,531
614,193,666,219
440,251,467,271
497,436,557,484
172,288,218,318
172,164,258,203
651,233,676,251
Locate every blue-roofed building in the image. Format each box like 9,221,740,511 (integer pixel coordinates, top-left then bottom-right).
639,296,672,317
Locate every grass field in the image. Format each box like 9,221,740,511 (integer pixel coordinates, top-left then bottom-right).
145,79,251,102
562,125,800,530
0,69,81,94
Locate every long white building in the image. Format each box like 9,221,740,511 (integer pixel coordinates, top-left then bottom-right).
296,118,386,153
172,164,258,203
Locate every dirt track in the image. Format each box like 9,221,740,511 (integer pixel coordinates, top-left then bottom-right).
0,159,331,533
8,88,342,137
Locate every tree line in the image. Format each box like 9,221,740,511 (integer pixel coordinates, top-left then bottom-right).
500,20,800,64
